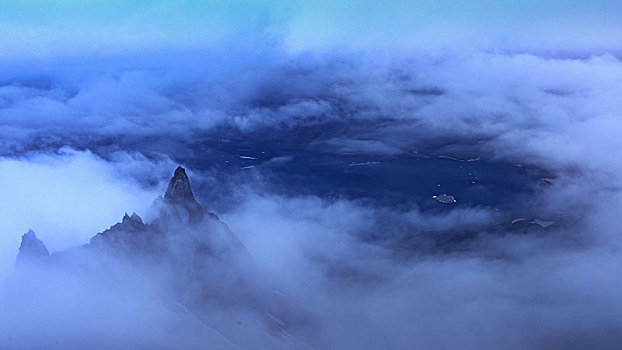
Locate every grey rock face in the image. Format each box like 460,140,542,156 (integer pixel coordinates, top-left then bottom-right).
16,230,50,267
90,212,154,253
122,212,143,225
163,166,206,220
165,166,198,206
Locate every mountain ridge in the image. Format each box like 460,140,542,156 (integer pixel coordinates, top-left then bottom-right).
9,166,306,350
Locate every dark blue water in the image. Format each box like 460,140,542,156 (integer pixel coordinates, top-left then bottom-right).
181,139,537,212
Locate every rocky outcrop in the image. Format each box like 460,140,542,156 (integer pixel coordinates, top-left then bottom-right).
88,166,241,260
15,230,50,267
89,212,154,254
8,166,296,350
163,166,206,220
165,166,197,205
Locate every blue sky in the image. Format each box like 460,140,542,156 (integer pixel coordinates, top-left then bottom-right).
0,0,621,59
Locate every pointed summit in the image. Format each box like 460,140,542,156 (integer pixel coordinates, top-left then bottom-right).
122,212,143,224
16,229,50,267
165,166,198,204
163,166,206,219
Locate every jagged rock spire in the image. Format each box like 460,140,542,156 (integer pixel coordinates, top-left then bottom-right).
16,229,50,267
164,166,206,218
165,166,198,204
122,212,143,225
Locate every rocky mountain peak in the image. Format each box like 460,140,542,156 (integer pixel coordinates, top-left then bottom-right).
122,212,143,225
165,166,198,205
16,229,50,267
161,166,208,221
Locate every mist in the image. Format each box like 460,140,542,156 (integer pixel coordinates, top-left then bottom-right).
1,1,622,349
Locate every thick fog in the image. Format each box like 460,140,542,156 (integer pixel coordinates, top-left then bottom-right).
1,1,622,349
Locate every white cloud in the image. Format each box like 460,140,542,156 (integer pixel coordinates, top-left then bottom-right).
0,149,161,278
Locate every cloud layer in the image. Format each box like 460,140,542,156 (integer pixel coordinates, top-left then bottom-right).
0,150,167,278
1,1,622,348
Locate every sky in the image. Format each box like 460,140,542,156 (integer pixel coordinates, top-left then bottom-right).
1,1,622,349
0,0,621,59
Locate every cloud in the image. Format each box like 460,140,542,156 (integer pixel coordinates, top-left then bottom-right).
0,149,165,278
219,191,622,349
0,245,244,350
2,51,619,163
0,1,622,348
